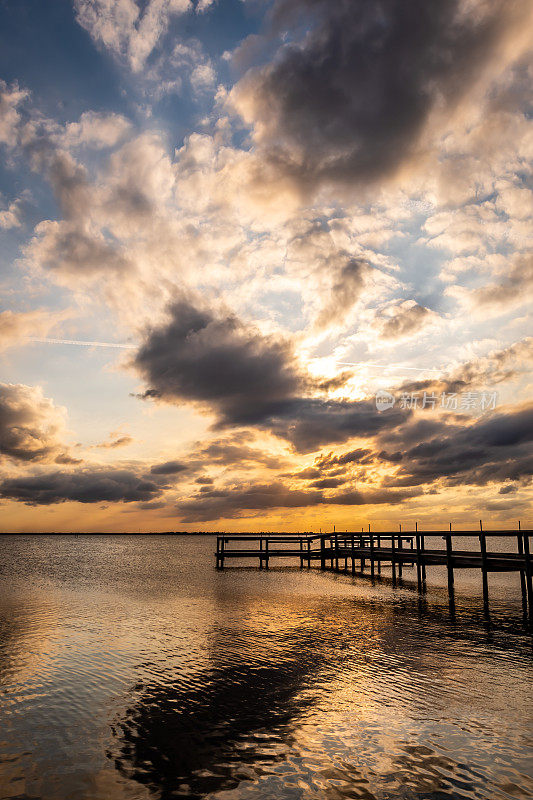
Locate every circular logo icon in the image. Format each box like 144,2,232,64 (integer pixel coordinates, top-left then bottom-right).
376,390,395,411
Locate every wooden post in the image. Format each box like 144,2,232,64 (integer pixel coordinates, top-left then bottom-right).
307,537,312,568
420,525,426,585
320,535,326,570
398,524,403,579
265,536,270,569
370,531,375,578
517,521,527,617
335,532,339,572
523,529,533,624
216,536,221,569
479,520,489,612
415,523,422,591
360,524,367,572
344,533,348,572
299,537,304,569
351,533,355,575
445,523,454,597
391,531,397,584
377,533,382,574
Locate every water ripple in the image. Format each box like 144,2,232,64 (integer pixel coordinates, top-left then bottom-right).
1,535,532,800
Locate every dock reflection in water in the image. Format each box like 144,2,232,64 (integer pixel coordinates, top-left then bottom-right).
1,535,533,800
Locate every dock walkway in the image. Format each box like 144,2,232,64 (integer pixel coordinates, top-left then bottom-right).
215,526,533,621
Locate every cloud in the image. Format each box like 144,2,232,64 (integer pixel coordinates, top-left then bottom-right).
467,252,533,310
380,402,533,488
73,0,214,72
0,196,24,229
150,459,188,474
145,39,216,99
134,297,306,425
231,0,532,194
0,383,75,464
262,397,409,453
378,300,432,340
0,309,70,351
397,335,533,396
197,437,286,469
0,467,162,505
27,220,133,279
315,448,373,470
63,111,132,148
95,434,133,448
0,81,28,147
314,257,371,329
134,297,413,451
177,480,415,521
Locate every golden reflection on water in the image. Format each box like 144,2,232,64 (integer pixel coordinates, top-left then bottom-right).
1,534,533,800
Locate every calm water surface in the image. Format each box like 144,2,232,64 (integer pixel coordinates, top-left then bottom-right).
0,534,532,800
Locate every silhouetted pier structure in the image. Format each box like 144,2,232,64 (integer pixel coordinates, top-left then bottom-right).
216,523,533,622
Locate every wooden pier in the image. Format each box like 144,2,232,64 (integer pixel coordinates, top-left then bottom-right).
215,524,533,622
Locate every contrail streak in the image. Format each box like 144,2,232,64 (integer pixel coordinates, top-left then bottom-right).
26,337,137,349
24,340,442,373
336,361,441,374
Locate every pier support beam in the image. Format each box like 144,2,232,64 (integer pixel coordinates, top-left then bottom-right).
517,522,527,617
415,529,422,591
479,521,489,614
445,526,455,615
524,531,533,625
398,525,403,580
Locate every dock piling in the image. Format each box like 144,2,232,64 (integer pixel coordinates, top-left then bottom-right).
517,521,527,617
415,525,422,591
398,524,403,579
479,520,489,613
445,523,455,599
523,528,533,625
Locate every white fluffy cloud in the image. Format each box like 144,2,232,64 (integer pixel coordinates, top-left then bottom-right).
73,0,215,71
0,383,75,464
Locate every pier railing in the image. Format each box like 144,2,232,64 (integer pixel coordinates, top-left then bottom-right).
215,525,533,622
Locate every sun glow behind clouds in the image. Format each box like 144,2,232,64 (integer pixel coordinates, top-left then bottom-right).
0,0,531,530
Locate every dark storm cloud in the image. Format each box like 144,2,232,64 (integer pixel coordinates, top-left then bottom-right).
134,298,411,452
234,0,522,191
315,448,373,469
263,397,409,452
177,481,417,522
134,299,305,426
380,402,533,488
0,468,162,505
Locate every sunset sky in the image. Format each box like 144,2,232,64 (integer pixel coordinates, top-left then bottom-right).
0,0,531,532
